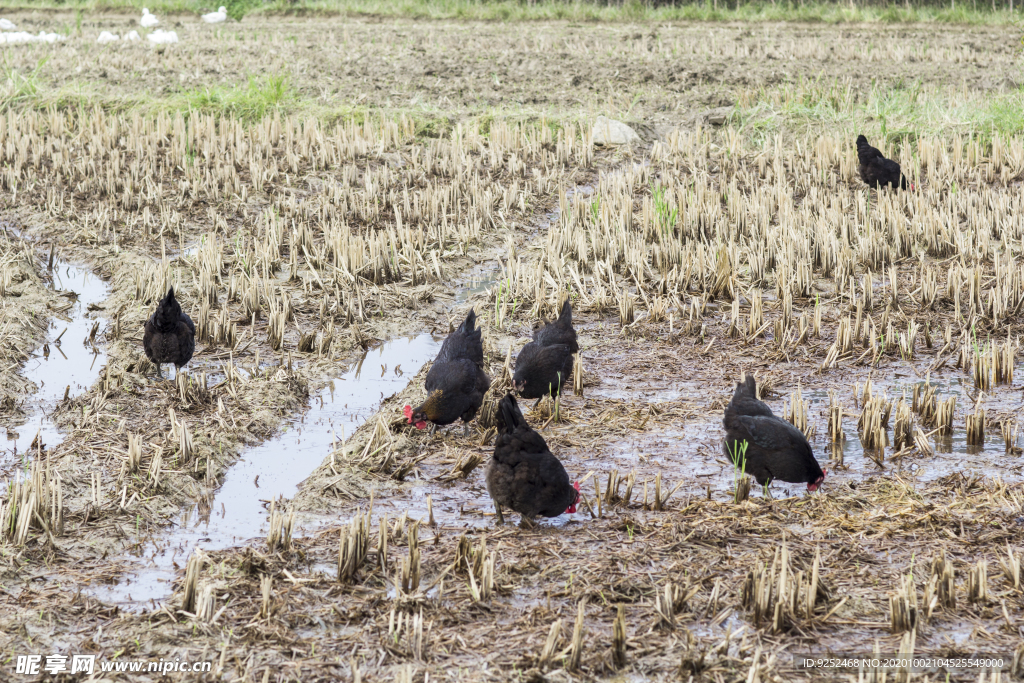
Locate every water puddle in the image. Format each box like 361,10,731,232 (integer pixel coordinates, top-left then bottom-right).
179,243,200,260
365,476,578,534
806,376,1021,485
89,179,601,608
1,260,109,476
454,277,499,304
594,421,795,501
588,382,694,403
581,370,1024,505
89,334,442,608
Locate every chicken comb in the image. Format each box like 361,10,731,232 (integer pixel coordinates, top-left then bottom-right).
403,405,413,423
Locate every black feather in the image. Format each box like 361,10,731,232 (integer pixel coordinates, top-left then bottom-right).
722,376,824,486
487,394,577,519
856,135,909,191
413,309,491,426
514,301,578,400
143,287,195,373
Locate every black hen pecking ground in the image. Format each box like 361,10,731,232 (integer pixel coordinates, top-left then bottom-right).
405,309,491,435
513,300,579,405
722,375,826,492
486,393,579,527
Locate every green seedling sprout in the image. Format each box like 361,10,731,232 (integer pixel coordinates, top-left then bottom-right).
728,439,750,503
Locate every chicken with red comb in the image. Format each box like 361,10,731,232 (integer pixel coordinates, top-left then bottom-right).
566,481,580,514
405,310,490,436
403,404,427,431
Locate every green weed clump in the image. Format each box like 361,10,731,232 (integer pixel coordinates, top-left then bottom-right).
180,74,292,122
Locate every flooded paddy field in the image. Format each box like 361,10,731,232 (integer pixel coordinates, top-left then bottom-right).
0,9,1023,683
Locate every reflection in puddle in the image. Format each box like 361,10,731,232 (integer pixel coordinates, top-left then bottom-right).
454,278,499,304
90,334,442,608
1,260,109,475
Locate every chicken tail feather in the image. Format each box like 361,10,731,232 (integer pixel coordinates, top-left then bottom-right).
497,393,524,434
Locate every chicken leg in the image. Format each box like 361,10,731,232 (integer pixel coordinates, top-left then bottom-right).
518,515,538,529
493,500,505,525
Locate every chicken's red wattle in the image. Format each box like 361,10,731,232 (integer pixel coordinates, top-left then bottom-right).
566,481,580,514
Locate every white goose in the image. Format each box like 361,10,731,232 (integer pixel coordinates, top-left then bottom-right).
202,6,227,23
140,8,159,28
97,30,119,43
0,18,16,30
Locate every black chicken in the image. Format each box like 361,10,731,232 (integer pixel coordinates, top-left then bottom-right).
143,287,195,380
722,375,826,492
405,309,491,435
486,393,579,527
513,300,578,406
856,135,913,191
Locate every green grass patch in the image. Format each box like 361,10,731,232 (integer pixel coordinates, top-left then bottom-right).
733,76,1024,144
0,55,50,108
178,74,293,121
221,0,262,20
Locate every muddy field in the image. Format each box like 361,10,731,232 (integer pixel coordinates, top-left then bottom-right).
1,10,1023,683
0,11,1021,128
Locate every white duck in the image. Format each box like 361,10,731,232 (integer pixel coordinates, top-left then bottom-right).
202,6,227,23
0,18,16,30
0,32,31,44
147,28,178,44
140,8,159,28
97,30,119,43
0,30,64,44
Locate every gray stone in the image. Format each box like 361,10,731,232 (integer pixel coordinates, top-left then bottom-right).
705,107,733,127
592,116,641,146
